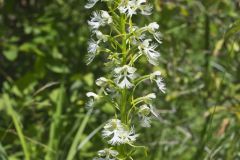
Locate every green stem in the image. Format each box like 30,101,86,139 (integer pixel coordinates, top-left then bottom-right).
119,13,128,125
121,14,127,64
118,13,130,159
3,94,31,160
121,14,129,125
121,89,127,123
45,84,65,160
66,108,93,160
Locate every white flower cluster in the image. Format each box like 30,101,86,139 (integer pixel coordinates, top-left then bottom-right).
85,0,166,158
118,0,153,17
102,119,138,145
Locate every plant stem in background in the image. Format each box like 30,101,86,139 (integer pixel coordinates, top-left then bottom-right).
3,94,31,160
45,84,65,160
66,107,93,160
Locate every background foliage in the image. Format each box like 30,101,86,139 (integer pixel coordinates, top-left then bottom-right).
0,0,240,159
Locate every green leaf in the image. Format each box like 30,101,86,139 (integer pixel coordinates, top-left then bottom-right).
0,143,8,160
102,102,115,114
19,43,45,56
224,20,240,39
3,46,18,61
83,73,94,86
46,63,70,74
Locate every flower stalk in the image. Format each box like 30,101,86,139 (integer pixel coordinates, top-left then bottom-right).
85,0,166,159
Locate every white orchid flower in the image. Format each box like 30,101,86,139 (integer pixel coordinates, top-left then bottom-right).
114,65,137,89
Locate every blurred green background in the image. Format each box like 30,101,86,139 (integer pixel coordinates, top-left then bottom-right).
0,0,240,159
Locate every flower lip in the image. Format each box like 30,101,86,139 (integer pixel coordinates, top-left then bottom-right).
85,0,99,9
148,22,159,31
88,10,112,30
114,65,137,89
138,39,160,66
150,71,166,93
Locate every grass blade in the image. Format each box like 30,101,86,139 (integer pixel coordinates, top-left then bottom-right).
45,83,65,160
66,107,93,160
3,94,30,160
